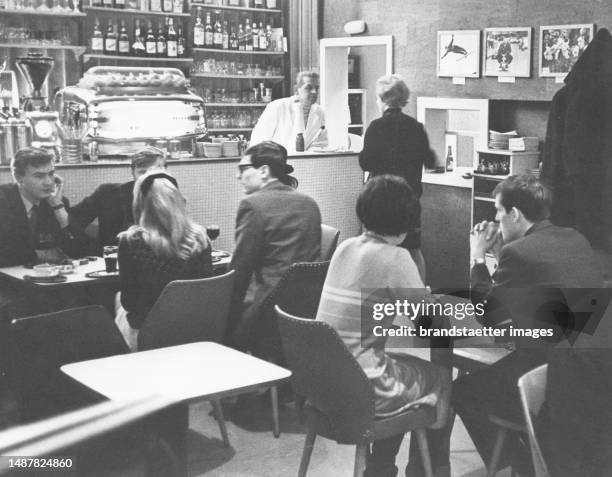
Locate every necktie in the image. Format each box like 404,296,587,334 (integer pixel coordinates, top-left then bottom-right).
29,205,39,242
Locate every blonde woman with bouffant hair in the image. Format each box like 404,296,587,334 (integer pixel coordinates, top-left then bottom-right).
115,170,213,351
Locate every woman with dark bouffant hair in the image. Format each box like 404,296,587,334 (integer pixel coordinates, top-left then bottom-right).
316,174,450,477
115,170,213,351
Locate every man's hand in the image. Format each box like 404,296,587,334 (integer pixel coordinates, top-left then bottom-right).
470,220,499,260
46,174,65,208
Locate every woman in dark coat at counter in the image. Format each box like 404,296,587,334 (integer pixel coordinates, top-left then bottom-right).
359,75,436,282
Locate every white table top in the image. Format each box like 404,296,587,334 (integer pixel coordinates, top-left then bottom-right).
61,342,291,403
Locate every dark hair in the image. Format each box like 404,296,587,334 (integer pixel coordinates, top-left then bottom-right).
245,141,298,188
11,147,54,177
493,174,551,222
356,175,418,235
131,146,165,171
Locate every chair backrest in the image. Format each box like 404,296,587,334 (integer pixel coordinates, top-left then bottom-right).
137,270,235,351
272,261,330,319
320,224,340,261
275,305,376,441
518,364,550,477
9,305,130,421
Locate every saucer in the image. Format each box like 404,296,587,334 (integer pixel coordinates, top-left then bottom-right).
24,274,67,284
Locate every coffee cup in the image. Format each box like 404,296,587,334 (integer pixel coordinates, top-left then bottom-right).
33,263,59,277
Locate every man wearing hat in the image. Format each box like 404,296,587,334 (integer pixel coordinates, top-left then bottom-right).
227,141,321,355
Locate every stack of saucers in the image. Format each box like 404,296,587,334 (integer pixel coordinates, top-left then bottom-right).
489,130,519,150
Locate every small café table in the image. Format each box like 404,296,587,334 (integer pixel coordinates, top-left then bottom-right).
61,342,291,476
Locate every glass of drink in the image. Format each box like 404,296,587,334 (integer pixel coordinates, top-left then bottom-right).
206,225,220,250
103,246,118,273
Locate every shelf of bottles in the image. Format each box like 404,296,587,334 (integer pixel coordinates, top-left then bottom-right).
191,0,281,14
86,0,190,60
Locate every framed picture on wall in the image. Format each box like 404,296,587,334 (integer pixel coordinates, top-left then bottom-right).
483,27,532,77
437,30,481,78
539,24,595,77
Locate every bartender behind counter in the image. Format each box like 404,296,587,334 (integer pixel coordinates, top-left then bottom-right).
250,71,328,152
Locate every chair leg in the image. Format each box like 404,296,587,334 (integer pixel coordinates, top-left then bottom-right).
211,399,230,447
270,385,280,438
414,429,433,477
294,393,306,423
486,427,508,477
353,443,368,477
297,428,316,477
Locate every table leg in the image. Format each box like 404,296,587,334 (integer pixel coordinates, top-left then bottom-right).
147,402,189,477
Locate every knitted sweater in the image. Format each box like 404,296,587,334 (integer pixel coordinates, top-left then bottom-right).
118,231,213,329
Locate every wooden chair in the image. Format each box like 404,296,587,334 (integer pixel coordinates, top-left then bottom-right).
137,270,235,447
9,305,130,423
518,364,550,477
320,224,340,261
276,305,436,477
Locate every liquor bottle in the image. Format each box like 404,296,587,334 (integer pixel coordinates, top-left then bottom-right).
296,133,305,152
204,11,214,47
258,21,266,50
222,20,229,50
118,20,130,55
91,17,104,53
132,19,146,56
104,20,117,55
213,12,223,49
162,0,172,13
166,17,178,57
115,0,126,9
445,146,454,172
229,23,238,50
244,19,252,51
251,20,258,51
237,23,245,51
102,0,113,8
156,20,167,57
193,8,204,47
177,25,186,56
145,21,157,56
265,23,272,51
149,0,161,12
253,0,263,7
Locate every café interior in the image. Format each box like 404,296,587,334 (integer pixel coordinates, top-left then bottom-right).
1,1,612,476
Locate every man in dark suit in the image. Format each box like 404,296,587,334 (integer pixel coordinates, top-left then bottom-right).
453,175,602,475
0,147,89,268
70,147,165,251
227,141,321,353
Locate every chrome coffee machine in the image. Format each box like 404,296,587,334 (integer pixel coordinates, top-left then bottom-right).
16,52,60,152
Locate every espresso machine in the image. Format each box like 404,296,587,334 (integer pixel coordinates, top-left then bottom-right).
16,52,60,152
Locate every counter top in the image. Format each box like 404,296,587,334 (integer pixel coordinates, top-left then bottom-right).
422,166,473,189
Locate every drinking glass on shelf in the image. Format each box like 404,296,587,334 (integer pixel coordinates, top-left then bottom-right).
206,225,220,251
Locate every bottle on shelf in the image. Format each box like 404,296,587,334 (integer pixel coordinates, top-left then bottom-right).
162,0,172,13
132,19,146,56
296,133,305,152
213,11,223,49
177,24,186,56
150,0,161,12
237,23,245,51
265,23,272,51
229,23,238,50
446,145,454,172
193,7,204,47
91,17,104,53
222,20,229,50
104,20,117,55
204,11,214,48
118,20,130,55
166,17,178,57
258,21,266,50
244,19,252,51
145,21,157,56
156,19,167,57
251,20,258,51
115,0,126,9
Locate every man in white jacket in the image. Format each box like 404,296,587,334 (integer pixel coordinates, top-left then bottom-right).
250,71,328,152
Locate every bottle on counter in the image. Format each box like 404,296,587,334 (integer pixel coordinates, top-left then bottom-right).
156,19,167,57
104,20,117,55
177,25,186,56
91,17,104,53
145,21,157,56
132,19,146,56
213,11,223,49
118,20,130,55
166,17,178,57
193,7,204,47
222,20,229,50
204,11,214,48
445,145,454,172
296,133,305,152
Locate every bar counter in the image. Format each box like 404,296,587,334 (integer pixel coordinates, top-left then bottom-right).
0,152,363,252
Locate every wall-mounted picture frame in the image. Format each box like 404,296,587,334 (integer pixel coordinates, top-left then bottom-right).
539,24,595,77
483,27,532,77
437,30,481,78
